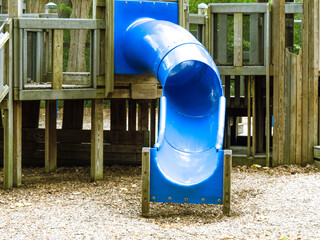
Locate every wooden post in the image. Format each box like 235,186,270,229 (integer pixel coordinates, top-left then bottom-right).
223,150,232,216
91,99,104,181
271,0,285,166
4,0,23,189
142,147,150,217
45,100,57,172
52,29,63,89
13,101,22,186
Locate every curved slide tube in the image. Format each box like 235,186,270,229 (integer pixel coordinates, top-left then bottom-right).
124,18,226,203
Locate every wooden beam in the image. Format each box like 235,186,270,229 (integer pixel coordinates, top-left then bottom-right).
91,99,104,181
142,147,150,217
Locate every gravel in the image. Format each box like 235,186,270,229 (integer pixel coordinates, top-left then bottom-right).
0,164,319,239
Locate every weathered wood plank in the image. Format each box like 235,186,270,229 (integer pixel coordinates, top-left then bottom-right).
218,66,267,76
13,101,22,187
189,14,205,25
139,101,149,131
91,99,104,181
111,99,126,131
52,29,63,90
105,0,114,95
217,14,227,64
128,99,137,131
272,0,285,166
210,3,268,13
295,51,302,166
289,52,297,165
142,147,150,217
62,100,84,129
18,18,106,30
234,13,243,67
131,83,157,99
45,100,57,172
223,150,232,215
250,13,260,65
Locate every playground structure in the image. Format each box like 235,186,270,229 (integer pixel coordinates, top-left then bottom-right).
0,0,319,194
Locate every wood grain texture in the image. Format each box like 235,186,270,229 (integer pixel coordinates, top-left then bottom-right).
223,150,232,215
234,13,243,67
52,30,63,90
142,147,150,217
45,100,57,172
91,99,104,181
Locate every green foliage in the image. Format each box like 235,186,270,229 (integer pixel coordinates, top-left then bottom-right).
57,3,72,16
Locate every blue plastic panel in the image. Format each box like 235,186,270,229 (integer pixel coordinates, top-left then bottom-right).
150,148,224,204
114,0,178,74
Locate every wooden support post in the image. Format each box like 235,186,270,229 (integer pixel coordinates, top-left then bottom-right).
106,0,114,95
217,14,228,64
13,101,22,187
150,100,156,147
91,99,104,181
45,100,57,172
234,13,243,67
3,107,13,189
52,29,63,89
142,147,150,217
223,150,232,216
271,0,285,166
4,0,22,189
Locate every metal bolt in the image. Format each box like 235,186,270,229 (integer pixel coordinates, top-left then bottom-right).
168,197,172,201
166,3,168,6
152,196,155,200
201,198,205,202
153,2,155,5
218,199,221,203
139,1,142,3
184,198,188,202
125,1,127,3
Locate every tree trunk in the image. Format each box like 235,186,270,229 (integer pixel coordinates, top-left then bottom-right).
25,0,48,13
67,0,92,72
63,0,92,130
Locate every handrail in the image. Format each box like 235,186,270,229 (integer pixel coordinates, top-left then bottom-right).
209,3,269,14
18,18,106,30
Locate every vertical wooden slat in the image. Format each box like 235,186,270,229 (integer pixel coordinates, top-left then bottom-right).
234,13,243,67
247,76,251,158
105,0,114,95
264,9,271,167
111,99,126,131
290,52,297,165
217,14,227,64
296,51,302,166
235,76,240,106
142,147,150,217
307,0,319,164
45,100,57,172
283,50,291,165
138,101,149,131
223,150,232,216
91,99,104,181
62,100,84,129
250,13,260,64
128,99,136,131
252,77,256,157
52,29,63,89
271,0,285,166
150,99,156,147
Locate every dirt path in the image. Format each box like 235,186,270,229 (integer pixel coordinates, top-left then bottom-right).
0,165,319,239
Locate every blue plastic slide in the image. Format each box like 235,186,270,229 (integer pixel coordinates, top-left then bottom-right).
115,0,226,205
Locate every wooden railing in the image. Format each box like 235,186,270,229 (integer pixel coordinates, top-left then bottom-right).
0,18,10,104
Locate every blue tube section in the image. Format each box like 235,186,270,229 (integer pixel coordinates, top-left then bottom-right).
124,18,225,186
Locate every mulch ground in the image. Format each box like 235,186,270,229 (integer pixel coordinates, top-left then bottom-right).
0,164,319,239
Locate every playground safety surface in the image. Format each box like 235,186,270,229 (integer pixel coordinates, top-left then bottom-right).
0,164,319,239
